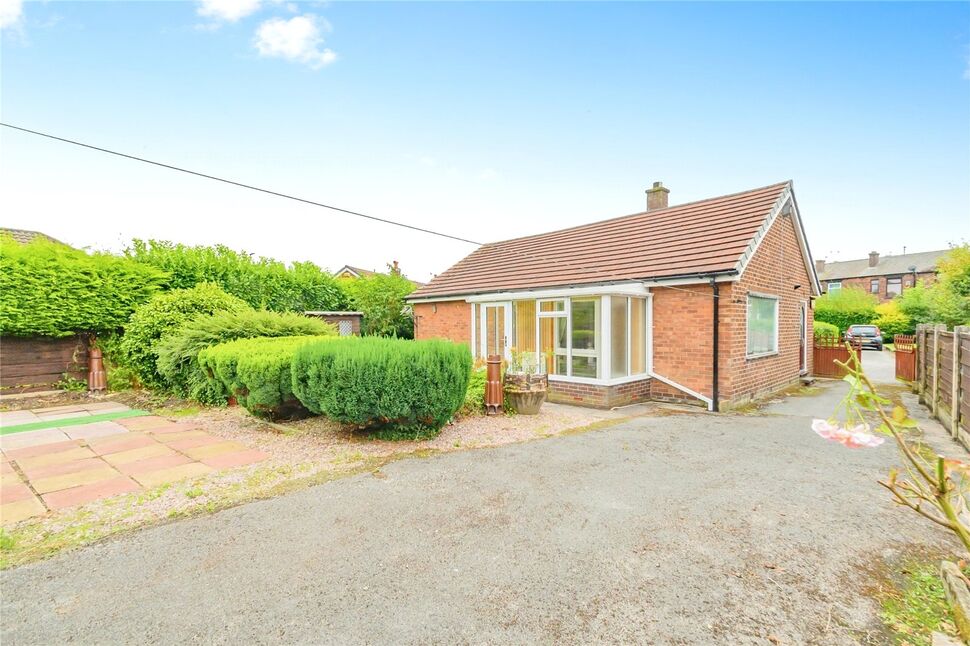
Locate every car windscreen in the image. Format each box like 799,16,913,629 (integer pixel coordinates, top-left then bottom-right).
851,326,878,335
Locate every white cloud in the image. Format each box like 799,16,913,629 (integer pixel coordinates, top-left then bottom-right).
253,14,336,69
197,0,262,23
0,0,23,30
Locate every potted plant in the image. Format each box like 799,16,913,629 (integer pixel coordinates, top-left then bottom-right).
503,349,548,415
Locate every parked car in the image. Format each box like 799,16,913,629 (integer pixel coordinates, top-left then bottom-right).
844,324,884,351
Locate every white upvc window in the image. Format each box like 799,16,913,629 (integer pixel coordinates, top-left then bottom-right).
827,281,841,293
747,293,779,358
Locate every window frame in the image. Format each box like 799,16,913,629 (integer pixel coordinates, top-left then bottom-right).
827,281,842,293
746,292,780,359
886,276,902,297
869,278,879,294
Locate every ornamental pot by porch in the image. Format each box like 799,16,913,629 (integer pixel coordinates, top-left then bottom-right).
504,373,548,415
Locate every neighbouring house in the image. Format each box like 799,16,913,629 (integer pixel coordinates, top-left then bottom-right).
0,227,66,246
406,181,820,411
334,261,425,287
815,249,948,302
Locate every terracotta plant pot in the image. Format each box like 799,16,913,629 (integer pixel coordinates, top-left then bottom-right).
504,373,548,415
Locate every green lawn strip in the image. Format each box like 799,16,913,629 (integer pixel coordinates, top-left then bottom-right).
0,410,150,436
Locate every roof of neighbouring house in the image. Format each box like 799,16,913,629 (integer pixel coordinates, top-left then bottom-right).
409,181,811,299
0,227,65,246
817,249,950,281
335,264,425,287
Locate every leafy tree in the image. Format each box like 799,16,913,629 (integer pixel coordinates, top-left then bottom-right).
872,301,913,338
340,265,417,338
896,245,970,329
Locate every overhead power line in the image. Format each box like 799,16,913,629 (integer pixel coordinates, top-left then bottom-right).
0,122,483,246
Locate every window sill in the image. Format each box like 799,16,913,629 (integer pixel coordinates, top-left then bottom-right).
746,351,780,361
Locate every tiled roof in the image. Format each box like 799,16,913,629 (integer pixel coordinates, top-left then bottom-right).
0,228,64,246
410,181,792,299
818,249,949,281
336,264,425,287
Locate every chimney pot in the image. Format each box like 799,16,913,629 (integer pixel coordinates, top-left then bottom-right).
868,251,879,268
645,181,670,211
815,259,825,273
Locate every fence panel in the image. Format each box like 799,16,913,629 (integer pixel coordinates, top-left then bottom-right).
813,337,861,379
914,325,969,450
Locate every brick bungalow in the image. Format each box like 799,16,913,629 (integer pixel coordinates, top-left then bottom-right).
406,181,821,411
815,249,947,302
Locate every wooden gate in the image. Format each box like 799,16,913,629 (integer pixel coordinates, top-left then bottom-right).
813,337,862,378
894,334,917,382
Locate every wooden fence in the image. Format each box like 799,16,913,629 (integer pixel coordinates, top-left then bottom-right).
813,337,862,379
0,335,90,394
914,324,970,450
894,334,917,382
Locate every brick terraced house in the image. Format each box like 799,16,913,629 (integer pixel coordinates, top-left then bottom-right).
815,249,947,302
407,181,821,411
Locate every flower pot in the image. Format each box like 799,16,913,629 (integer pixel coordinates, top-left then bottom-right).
504,373,548,415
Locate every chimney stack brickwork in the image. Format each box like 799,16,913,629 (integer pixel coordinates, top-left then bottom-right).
815,259,825,274
646,181,670,211
868,251,880,268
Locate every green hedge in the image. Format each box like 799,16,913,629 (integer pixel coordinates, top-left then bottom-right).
198,336,324,419
814,287,877,333
120,284,250,389
813,320,840,339
0,236,167,337
291,337,472,436
155,310,337,403
125,239,346,313
459,365,487,416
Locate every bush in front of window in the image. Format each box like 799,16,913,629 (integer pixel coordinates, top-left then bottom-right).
291,337,472,439
812,321,840,339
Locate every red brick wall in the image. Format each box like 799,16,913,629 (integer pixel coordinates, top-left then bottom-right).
413,301,471,345
719,213,813,405
651,284,714,400
825,272,935,303
547,377,652,408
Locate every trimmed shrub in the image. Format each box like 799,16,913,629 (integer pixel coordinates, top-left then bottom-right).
340,269,416,338
0,235,167,337
813,320,840,339
291,337,472,437
814,287,878,332
198,336,324,419
156,310,337,403
125,239,347,313
872,301,913,339
120,284,250,390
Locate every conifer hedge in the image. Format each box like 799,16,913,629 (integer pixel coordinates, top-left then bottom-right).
0,236,167,337
291,337,471,435
198,335,325,419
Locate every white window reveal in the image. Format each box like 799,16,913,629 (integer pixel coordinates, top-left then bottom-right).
747,294,779,358
827,281,841,293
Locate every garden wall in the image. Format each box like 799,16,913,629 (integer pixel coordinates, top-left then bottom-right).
0,335,89,394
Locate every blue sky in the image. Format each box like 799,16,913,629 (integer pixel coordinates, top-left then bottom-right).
1,1,968,282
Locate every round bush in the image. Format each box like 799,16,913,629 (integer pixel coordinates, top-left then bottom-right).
120,283,249,389
198,335,324,419
155,310,336,403
813,320,840,339
291,337,472,436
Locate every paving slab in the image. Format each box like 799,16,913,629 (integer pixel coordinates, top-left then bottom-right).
0,482,35,504
29,404,87,414
15,447,97,471
0,496,46,524
20,457,111,481
35,411,91,422
32,467,121,495
144,423,201,435
0,411,41,427
153,430,210,444
100,444,176,466
2,439,83,460
117,416,175,432
0,471,22,487
42,476,140,510
86,433,156,456
79,402,131,413
63,421,129,441
164,435,225,451
116,454,193,477
130,462,212,489
0,429,72,451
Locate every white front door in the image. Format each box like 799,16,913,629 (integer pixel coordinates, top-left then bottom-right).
480,302,511,360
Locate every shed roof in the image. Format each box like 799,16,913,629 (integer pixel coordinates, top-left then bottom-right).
0,228,65,246
410,181,798,299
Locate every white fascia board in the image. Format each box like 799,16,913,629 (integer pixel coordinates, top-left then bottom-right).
464,282,650,303
406,295,471,304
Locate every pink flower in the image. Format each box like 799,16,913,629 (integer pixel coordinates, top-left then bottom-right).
812,419,885,449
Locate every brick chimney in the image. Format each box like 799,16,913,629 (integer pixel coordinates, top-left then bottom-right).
868,251,879,268
645,181,669,211
815,259,825,274
391,260,401,275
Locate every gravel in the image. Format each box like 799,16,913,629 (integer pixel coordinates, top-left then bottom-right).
2,385,962,645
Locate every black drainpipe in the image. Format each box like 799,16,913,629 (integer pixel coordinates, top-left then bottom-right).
710,276,719,412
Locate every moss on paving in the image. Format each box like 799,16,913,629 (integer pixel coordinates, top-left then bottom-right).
876,557,960,645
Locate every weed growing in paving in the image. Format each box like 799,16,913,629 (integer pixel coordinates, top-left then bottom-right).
879,560,958,645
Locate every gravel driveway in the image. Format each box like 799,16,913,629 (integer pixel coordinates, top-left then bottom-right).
0,381,961,645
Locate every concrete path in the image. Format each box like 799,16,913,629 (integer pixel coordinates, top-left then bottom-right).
1,398,960,644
